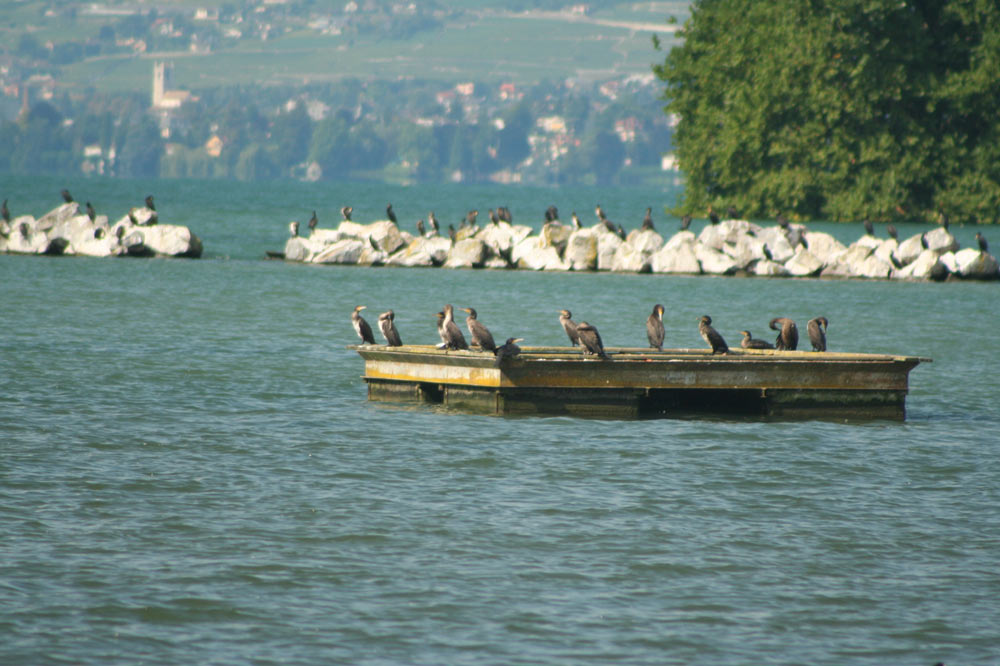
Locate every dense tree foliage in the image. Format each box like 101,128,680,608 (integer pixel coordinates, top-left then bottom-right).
655,0,1000,224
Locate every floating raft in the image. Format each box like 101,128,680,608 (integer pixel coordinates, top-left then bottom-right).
351,345,929,420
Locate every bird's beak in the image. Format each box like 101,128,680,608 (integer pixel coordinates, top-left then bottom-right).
514,338,524,343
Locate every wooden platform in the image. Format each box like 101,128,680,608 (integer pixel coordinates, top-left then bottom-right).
351,345,929,420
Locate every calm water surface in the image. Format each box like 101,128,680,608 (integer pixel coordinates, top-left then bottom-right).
2,176,998,665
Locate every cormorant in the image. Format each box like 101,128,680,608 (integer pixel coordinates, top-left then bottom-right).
576,321,609,359
863,219,874,236
641,207,654,231
976,232,989,252
438,305,468,350
698,315,728,354
378,310,403,346
647,303,665,351
85,202,96,222
448,224,457,244
416,219,426,236
920,233,929,249
351,305,376,344
145,195,155,211
559,309,580,346
428,211,440,234
777,213,789,230
769,317,799,351
308,210,318,232
494,337,523,367
938,211,949,230
680,214,692,231
545,205,559,223
739,330,774,350
489,209,499,225
499,206,512,223
887,225,898,240
341,206,353,221
708,208,720,225
368,235,380,251
465,210,478,226
571,212,582,229
386,204,397,224
807,317,828,352
595,204,607,221
289,221,299,237
61,189,73,203
461,307,497,352
1,199,9,223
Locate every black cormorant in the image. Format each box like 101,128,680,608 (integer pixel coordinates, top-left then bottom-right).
85,202,96,222
428,211,439,234
976,232,989,253
571,212,582,229
616,224,627,240
61,189,73,203
352,305,376,344
769,317,799,351
647,303,665,351
641,207,654,231
698,315,728,354
576,321,609,359
438,305,468,350
938,211,949,230
777,213,789,229
680,214,692,231
708,208,720,225
863,219,874,236
386,204,397,224
807,317,828,352
465,210,478,226
145,195,155,211
341,206,352,221
416,219,426,236
461,307,497,352
378,310,403,346
308,210,318,232
448,224,457,244
559,309,580,346
494,337,523,367
545,205,558,223
887,224,898,240
739,330,774,350
595,204,607,222
489,209,499,224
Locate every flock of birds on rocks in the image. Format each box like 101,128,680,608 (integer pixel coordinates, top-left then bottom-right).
351,302,830,366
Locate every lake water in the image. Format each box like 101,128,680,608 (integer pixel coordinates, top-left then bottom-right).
2,174,998,665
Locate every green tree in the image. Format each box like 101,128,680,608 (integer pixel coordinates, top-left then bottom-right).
655,0,1000,223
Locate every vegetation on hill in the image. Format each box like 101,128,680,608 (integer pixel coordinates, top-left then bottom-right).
655,0,1000,224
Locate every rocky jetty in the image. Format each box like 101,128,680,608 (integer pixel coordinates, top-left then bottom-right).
1,202,202,258
282,214,998,282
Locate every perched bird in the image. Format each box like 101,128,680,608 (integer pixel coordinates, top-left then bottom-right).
494,337,523,367
769,317,799,351
341,205,353,221
595,204,607,221
351,305,376,345
863,219,874,236
448,224,457,244
386,204,397,224
308,210,318,232
545,205,559,223
61,189,73,203
807,317,828,352
1,198,9,223
289,221,299,237
571,211,582,229
438,305,468,350
708,207,720,225
739,330,774,350
559,309,580,346
428,211,440,234
85,202,96,222
976,232,989,253
378,310,403,347
887,224,898,240
920,233,929,249
576,321,609,359
680,214,692,231
416,219,426,236
641,207,654,231
489,209,500,225
777,213,789,229
646,303,666,351
698,315,728,354
145,195,155,211
499,206,512,223
938,211,949,230
94,227,105,240
461,307,497,352
465,210,478,227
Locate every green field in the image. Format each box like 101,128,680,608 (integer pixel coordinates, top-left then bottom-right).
25,3,686,93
